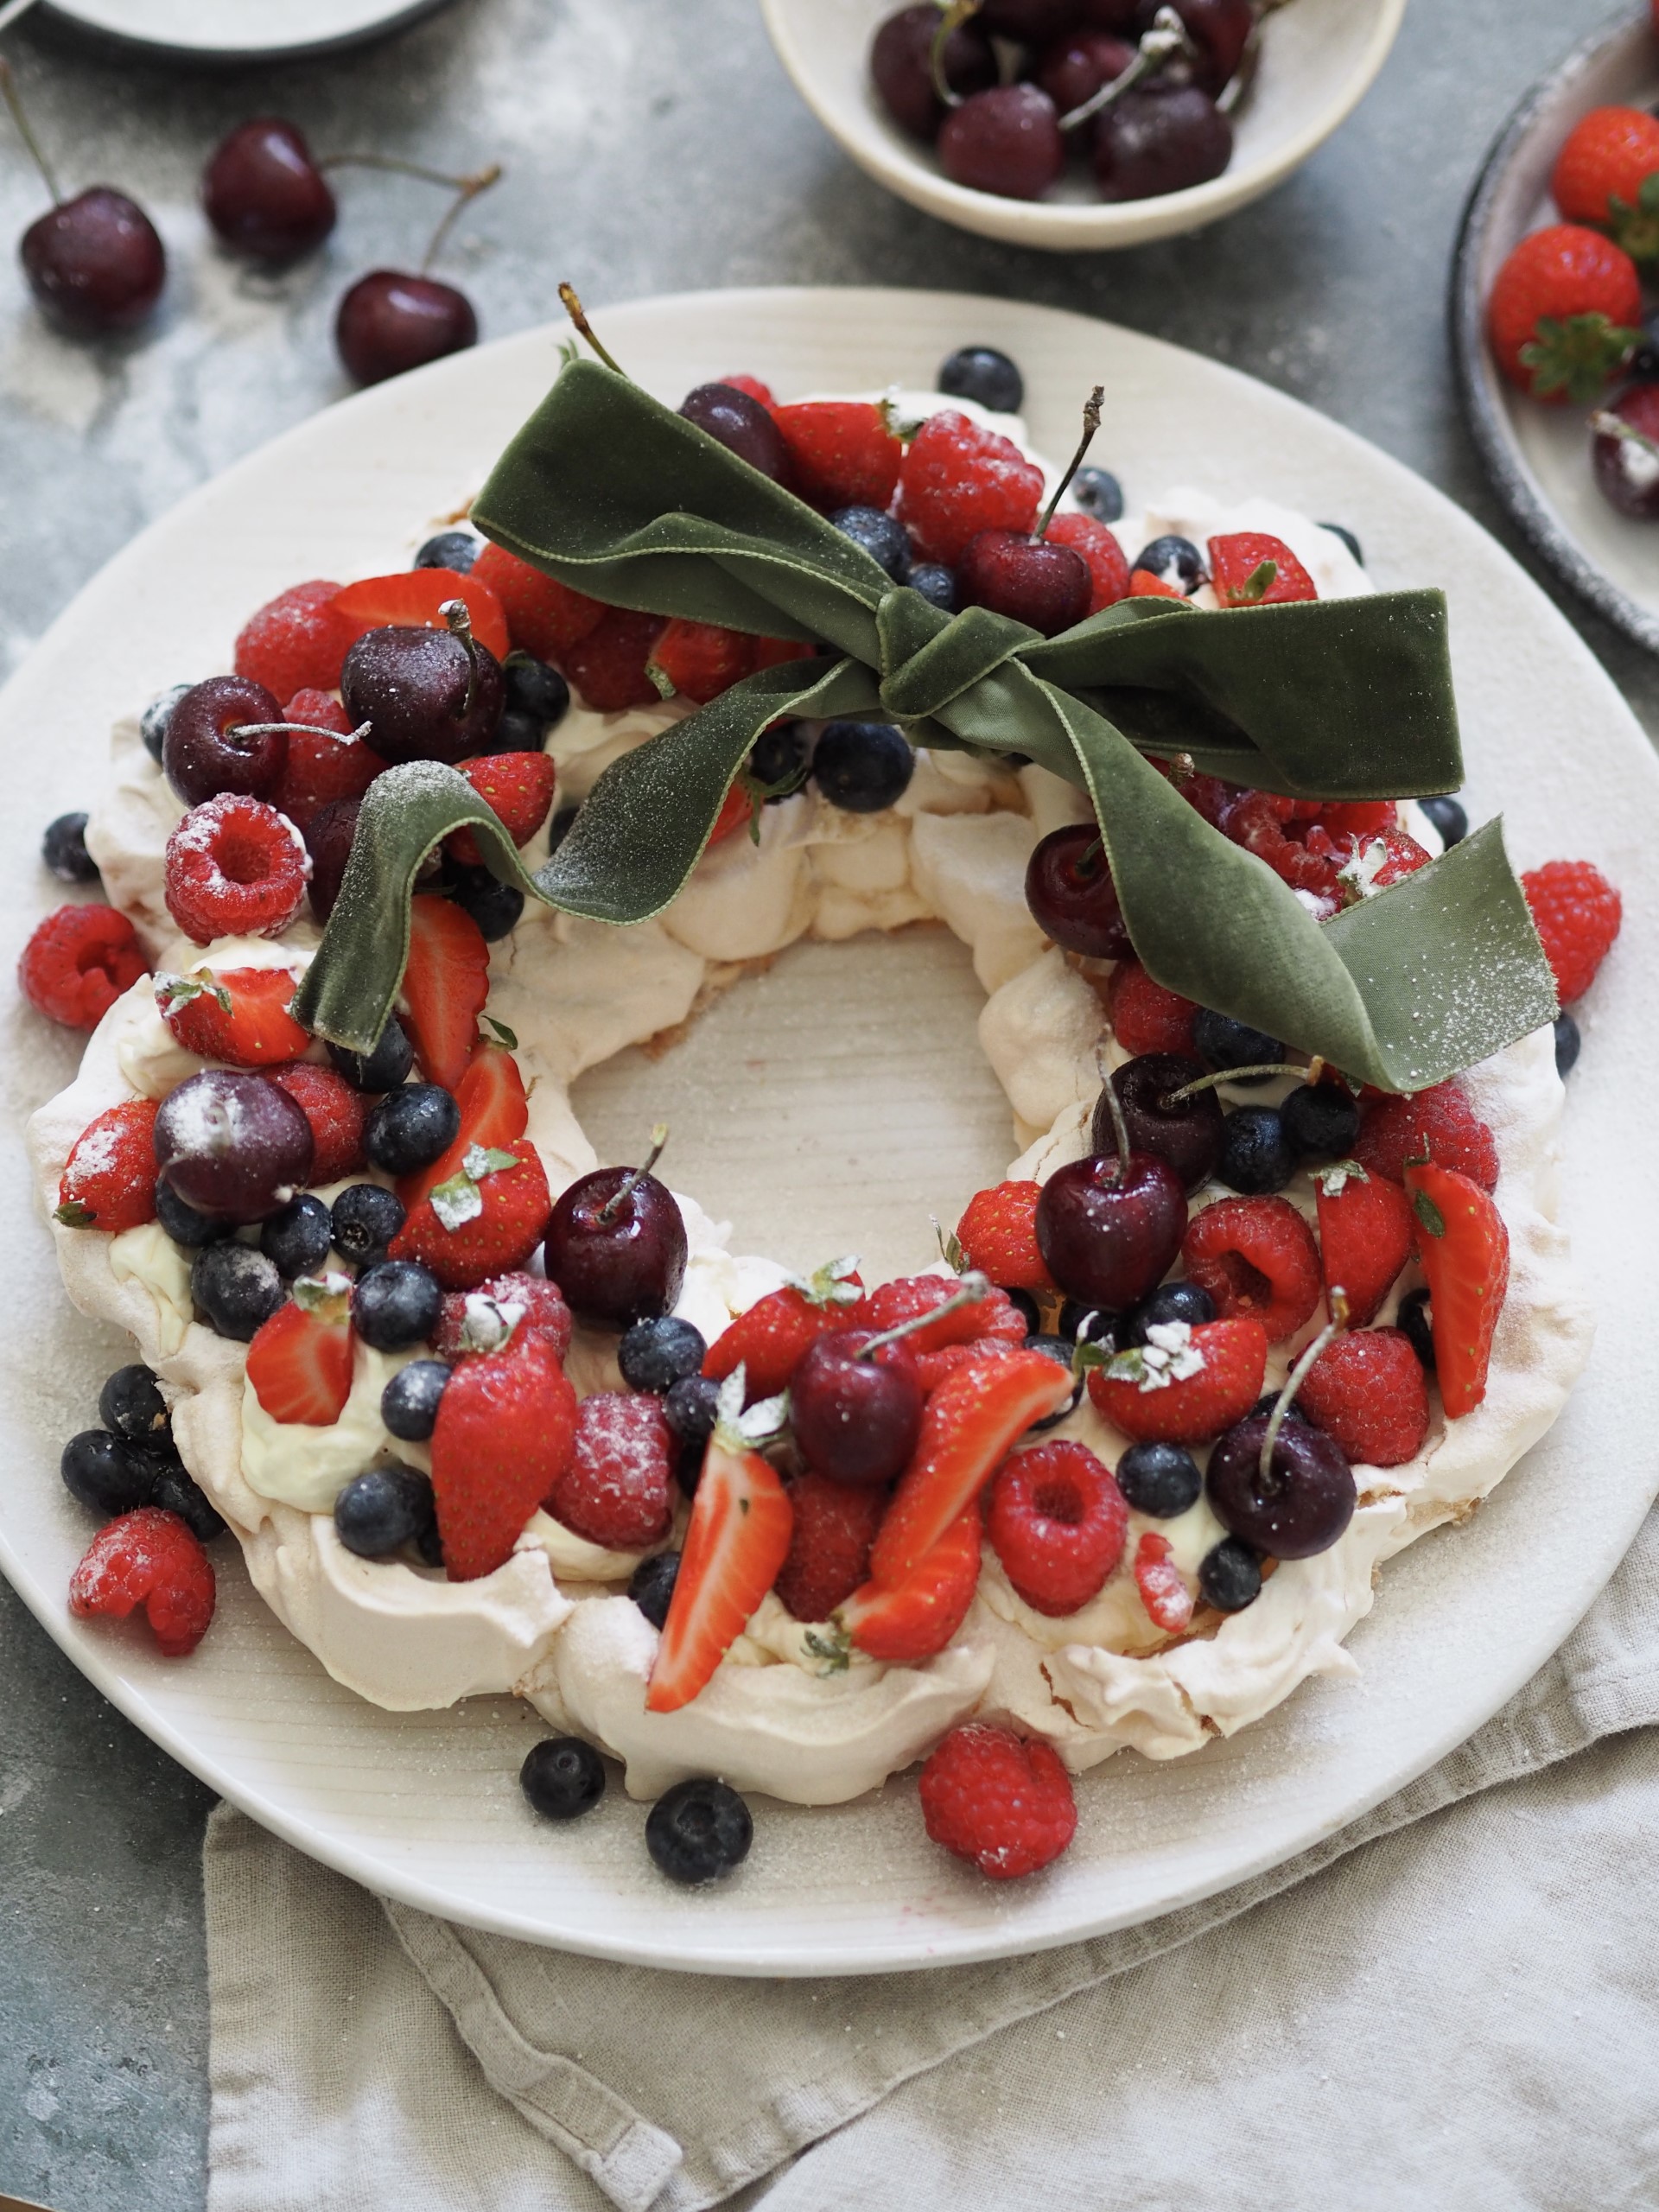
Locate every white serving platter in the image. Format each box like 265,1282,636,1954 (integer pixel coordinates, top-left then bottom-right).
33,0,455,61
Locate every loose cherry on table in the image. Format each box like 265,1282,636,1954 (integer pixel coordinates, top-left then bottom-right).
201,118,338,263
957,386,1105,636
543,1127,689,1326
1036,1065,1186,1309
333,158,500,387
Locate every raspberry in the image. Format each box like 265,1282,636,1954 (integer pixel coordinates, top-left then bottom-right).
986,1438,1127,1616
434,1273,573,1363
470,541,606,660
955,1180,1055,1292
1522,859,1622,1005
648,619,755,706
1182,1196,1322,1344
449,753,558,868
1133,1530,1193,1635
864,1274,1027,1354
563,607,668,713
896,410,1044,565
270,690,385,834
547,1390,674,1549
164,795,309,944
772,400,903,511
19,903,147,1029
1298,1327,1429,1467
917,1720,1077,1880
1218,788,1342,906
1045,512,1129,613
68,1506,216,1657
773,1472,885,1622
1352,1082,1498,1193
269,1064,368,1184
912,1334,1021,1394
55,1098,159,1231
1107,959,1198,1057
233,580,354,699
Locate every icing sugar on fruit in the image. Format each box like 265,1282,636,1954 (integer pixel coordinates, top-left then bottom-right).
23,334,1618,1888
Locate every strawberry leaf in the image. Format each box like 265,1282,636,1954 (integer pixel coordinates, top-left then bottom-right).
1412,1187,1446,1239
1229,558,1279,606
1518,312,1638,404
53,1198,96,1228
479,1014,519,1049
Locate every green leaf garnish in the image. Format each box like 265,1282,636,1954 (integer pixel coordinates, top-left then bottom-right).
480,1014,518,1049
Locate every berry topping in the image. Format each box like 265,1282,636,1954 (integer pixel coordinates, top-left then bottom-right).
162,674,290,808
897,409,1045,566
1404,1161,1510,1420
156,1069,315,1223
812,719,916,812
69,1508,216,1657
543,1150,689,1327
19,902,146,1029
628,1549,680,1630
141,684,190,763
1115,1438,1203,1518
1044,510,1131,613
1106,959,1198,1057
164,794,309,945
1281,1079,1361,1162
1216,1105,1294,1195
1192,1006,1284,1082
1554,1009,1581,1078
1487,224,1641,402
257,1070,360,1191
380,1359,451,1442
400,893,491,1093
1025,823,1132,961
339,620,505,766
391,1135,552,1291
790,1326,924,1488
245,1277,354,1426
1124,1279,1216,1341
549,1389,676,1550
353,1257,444,1351
416,531,480,573
259,1193,334,1279
446,752,558,872
364,1083,461,1177
938,341,1024,410
99,1363,170,1446
954,1179,1056,1292
430,1337,579,1581
332,569,510,662
1133,1529,1194,1635
42,810,98,882
1207,531,1318,607
1198,1535,1262,1611
918,1721,1077,1882
1099,1053,1224,1192
774,1471,886,1622
269,706,385,836
1521,859,1622,1005
1351,1081,1498,1193
562,607,668,713
331,1180,405,1265
1313,1158,1414,1328
303,796,362,925
433,1271,572,1364
836,1509,982,1662
958,526,1090,636
648,619,756,706
1035,1146,1187,1312
1129,534,1206,594
55,1098,158,1231
1084,1316,1268,1444
645,1777,753,1885
986,1438,1128,1617
773,400,903,512
156,1181,232,1249
1181,1195,1322,1344
828,504,911,582
520,1736,606,1822
679,382,790,480
192,1243,285,1339
1298,1328,1430,1467
327,1016,415,1096
156,965,311,1069
334,1464,439,1560
863,1271,1025,1352
1206,1412,1356,1560
470,541,606,660
618,1314,707,1395
234,580,354,700
704,1257,866,1397
61,1428,162,1518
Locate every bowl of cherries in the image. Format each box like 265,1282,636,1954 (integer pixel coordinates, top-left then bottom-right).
760,0,1404,251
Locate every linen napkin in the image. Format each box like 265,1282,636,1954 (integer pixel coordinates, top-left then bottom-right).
205,1508,1659,2212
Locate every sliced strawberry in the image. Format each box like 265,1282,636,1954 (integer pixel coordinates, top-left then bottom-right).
1208,531,1318,607
399,1040,528,1210
870,1351,1072,1590
401,894,490,1090
1314,1160,1415,1328
245,1281,354,1427
1404,1162,1510,1419
708,784,753,846
646,1424,794,1712
390,1135,551,1292
1129,568,1185,601
156,966,310,1068
837,1510,982,1663
430,1337,578,1581
331,569,510,662
702,1258,865,1399
448,753,558,868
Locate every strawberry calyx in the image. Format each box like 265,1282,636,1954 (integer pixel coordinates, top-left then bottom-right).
156,968,233,1019
451,1288,527,1355
709,1365,789,1456
53,1198,97,1228
1313,1158,1369,1197
1607,171,1659,264
785,1254,864,1310
290,1269,353,1325
429,1143,521,1231
1082,1319,1205,1394
1518,311,1639,402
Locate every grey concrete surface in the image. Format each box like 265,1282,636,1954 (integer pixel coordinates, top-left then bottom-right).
0,0,1649,2203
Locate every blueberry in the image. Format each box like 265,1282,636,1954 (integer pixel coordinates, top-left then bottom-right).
448,866,524,942
327,1017,414,1095
1058,1299,1120,1348
332,1183,405,1264
1116,1440,1202,1519
192,1243,284,1340
812,721,914,813
1418,793,1468,849
42,811,99,881
1554,1010,1581,1080
503,651,569,730
1026,1333,1084,1429
830,504,911,582
1281,1083,1360,1162
908,562,958,612
140,683,190,765
260,1192,334,1279
547,804,580,853
1124,1281,1215,1344
1192,1007,1284,1084
1130,535,1206,595
381,1358,452,1441
645,1776,753,1885
156,1179,233,1249
60,1428,157,1516
618,1315,707,1394
1319,521,1363,566
1001,1285,1042,1334
938,344,1022,414
1248,1392,1309,1423
365,1084,461,1177
629,1550,680,1630
520,1735,607,1821
149,1458,226,1541
1197,1536,1262,1612
334,1463,437,1558
353,1259,443,1351
1217,1106,1294,1195
1397,1286,1434,1372
747,719,811,798
664,1372,721,1444
99,1363,169,1446
493,709,549,753
414,529,479,572
1072,467,1124,524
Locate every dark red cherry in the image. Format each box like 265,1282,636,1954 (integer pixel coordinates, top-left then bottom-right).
1592,385,1659,519
22,188,165,337
958,528,1090,636
1035,1149,1186,1310
1133,0,1252,95
1093,86,1232,200
203,118,337,263
335,270,477,387
790,1329,924,1488
305,796,363,924
678,383,790,481
155,1071,315,1224
162,676,287,807
1025,823,1132,957
938,86,1066,201
979,0,1083,36
1096,1054,1223,1193
1079,0,1141,25
1205,1413,1355,1560
340,625,504,766
1035,29,1134,114
543,1166,688,1325
870,3,997,140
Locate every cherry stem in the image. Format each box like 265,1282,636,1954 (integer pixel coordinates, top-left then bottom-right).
1037,385,1105,539
313,153,502,275
1097,1056,1133,1178
1058,6,1192,133
597,1123,669,1224
1161,1062,1309,1107
231,719,373,746
441,597,479,715
1259,1289,1348,1485
559,282,627,377
929,0,983,111
856,1271,991,1359
0,58,61,205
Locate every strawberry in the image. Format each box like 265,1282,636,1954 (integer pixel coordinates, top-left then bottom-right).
1487,223,1641,402
399,1040,528,1210
912,1336,1021,1394
434,1272,572,1364
331,569,510,661
836,1510,983,1663
390,1135,551,1292
1128,568,1185,600
563,607,668,712
708,784,753,845
1083,1316,1267,1445
1404,1162,1510,1420
401,893,490,1090
268,1063,369,1184
1208,531,1318,607
156,966,310,1068
1107,959,1198,1057
647,619,756,706
646,1376,794,1712
469,541,606,659
430,1336,578,1581
234,580,353,699
1552,105,1659,258
869,1351,1072,1589
774,1472,886,1623
862,1272,1027,1353
1046,510,1130,613
270,695,386,834
702,1256,865,1399
55,1098,159,1231
954,1181,1055,1293
245,1276,354,1426
448,753,558,868
1313,1159,1415,1328
719,373,776,410
1133,1530,1193,1636
772,400,903,511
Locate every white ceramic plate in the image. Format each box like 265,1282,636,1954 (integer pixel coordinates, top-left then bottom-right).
1,286,1653,1975
35,0,455,61
760,0,1404,251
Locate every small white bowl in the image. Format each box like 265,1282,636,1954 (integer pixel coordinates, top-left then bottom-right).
760,0,1407,251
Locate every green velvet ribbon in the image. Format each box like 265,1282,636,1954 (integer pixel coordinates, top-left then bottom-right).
293,359,1556,1091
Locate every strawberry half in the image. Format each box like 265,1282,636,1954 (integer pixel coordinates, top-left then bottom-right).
646,1375,794,1713
836,1510,983,1664
702,1256,866,1400
1208,531,1318,607
156,966,309,1068
1083,1317,1267,1445
331,569,510,662
399,1040,528,1210
430,1336,578,1581
391,1135,551,1292
1404,1162,1510,1419
401,893,490,1090
245,1277,354,1427
1313,1160,1416,1328
869,1351,1072,1590
448,753,558,868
